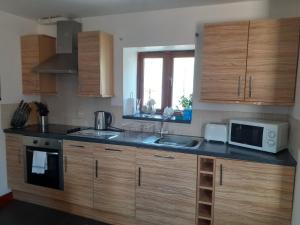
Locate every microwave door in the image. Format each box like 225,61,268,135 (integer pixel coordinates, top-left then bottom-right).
231,123,264,147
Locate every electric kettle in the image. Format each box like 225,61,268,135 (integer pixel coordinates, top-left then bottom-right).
94,111,112,130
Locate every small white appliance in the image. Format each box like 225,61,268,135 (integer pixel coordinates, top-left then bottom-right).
229,119,289,153
204,123,228,143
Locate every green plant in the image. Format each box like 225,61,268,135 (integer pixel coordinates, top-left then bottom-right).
179,94,192,109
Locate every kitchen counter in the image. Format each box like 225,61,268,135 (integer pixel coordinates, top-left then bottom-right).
4,124,297,167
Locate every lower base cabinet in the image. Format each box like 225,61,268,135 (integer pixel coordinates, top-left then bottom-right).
214,159,295,225
93,144,136,217
136,149,197,225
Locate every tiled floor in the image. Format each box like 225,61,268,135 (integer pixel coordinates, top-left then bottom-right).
0,200,110,225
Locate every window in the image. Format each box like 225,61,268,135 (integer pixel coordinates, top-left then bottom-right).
137,50,194,112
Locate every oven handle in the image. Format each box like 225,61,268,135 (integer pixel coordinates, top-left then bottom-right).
26,149,59,156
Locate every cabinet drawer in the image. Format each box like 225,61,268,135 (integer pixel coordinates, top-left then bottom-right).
137,149,197,170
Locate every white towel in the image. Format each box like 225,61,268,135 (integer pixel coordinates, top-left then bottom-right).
32,151,48,174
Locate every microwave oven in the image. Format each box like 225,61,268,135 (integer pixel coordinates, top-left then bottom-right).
229,119,289,153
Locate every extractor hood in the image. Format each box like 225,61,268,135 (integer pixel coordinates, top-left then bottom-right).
33,20,82,74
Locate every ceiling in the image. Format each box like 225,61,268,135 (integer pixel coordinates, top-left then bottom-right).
0,0,258,20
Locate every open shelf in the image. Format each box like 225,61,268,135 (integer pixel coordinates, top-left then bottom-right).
200,173,213,189
198,204,212,219
200,158,214,173
199,189,213,205
198,218,211,225
197,157,215,225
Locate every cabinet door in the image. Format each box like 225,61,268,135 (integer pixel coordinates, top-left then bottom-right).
93,144,136,217
246,18,300,105
78,31,114,97
136,149,197,225
21,35,56,95
214,159,295,225
63,140,94,207
21,35,40,94
200,21,249,102
6,134,24,190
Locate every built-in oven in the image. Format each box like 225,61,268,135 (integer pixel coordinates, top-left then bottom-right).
23,136,63,190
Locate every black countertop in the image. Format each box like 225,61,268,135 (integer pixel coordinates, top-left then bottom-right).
4,124,297,167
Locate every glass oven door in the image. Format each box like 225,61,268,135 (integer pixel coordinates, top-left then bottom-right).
25,146,62,190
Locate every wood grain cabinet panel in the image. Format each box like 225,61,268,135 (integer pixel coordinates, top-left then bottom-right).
200,21,249,102
246,18,300,105
214,159,295,225
21,35,56,95
6,134,25,190
63,140,94,208
93,144,136,217
78,31,114,97
136,149,197,225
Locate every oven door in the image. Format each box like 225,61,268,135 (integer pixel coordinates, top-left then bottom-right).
25,146,63,190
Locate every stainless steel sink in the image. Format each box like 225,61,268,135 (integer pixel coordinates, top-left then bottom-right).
154,135,202,148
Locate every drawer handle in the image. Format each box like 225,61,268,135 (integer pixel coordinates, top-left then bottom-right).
69,144,85,148
105,148,122,152
154,155,174,159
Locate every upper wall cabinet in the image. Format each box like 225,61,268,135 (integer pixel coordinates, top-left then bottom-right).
246,18,300,105
200,17,300,106
201,21,249,102
21,35,57,95
78,31,114,97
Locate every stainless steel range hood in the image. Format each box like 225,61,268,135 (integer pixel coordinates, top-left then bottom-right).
33,20,82,74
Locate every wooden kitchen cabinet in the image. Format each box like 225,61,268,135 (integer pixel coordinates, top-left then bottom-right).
63,140,94,208
21,35,57,95
201,21,249,102
78,31,114,97
93,144,136,217
200,17,300,105
6,134,24,190
214,159,295,225
246,18,300,105
136,149,197,225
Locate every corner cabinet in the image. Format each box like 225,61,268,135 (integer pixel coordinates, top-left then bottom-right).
21,35,57,95
78,31,114,97
200,17,300,106
213,159,295,225
6,134,24,190
136,149,197,225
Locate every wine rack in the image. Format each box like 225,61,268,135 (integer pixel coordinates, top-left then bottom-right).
197,157,216,225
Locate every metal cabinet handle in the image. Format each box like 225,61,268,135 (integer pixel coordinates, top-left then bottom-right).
249,76,252,98
95,160,98,178
237,76,241,97
138,167,142,186
220,164,223,186
154,155,175,159
69,145,85,148
64,156,67,173
105,148,122,152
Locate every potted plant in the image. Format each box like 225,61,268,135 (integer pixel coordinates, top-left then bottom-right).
179,94,192,120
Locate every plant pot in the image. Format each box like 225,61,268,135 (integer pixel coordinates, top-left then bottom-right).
183,108,192,121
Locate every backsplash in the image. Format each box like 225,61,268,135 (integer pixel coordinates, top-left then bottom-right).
36,76,289,137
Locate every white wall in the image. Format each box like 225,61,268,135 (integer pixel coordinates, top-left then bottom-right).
0,10,38,196
78,0,298,115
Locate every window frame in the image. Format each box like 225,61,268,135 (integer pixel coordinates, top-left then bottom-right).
137,50,195,113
